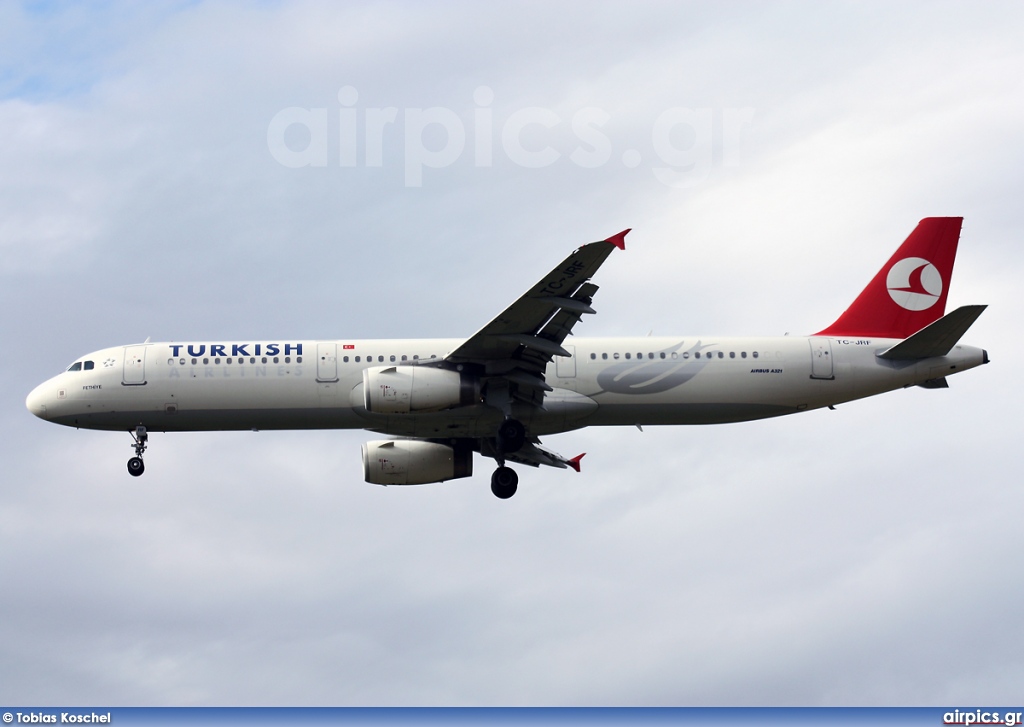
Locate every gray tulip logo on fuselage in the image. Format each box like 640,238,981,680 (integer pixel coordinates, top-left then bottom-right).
594,341,712,395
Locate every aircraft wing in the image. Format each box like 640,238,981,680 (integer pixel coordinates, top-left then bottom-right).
504,441,585,471
444,229,628,404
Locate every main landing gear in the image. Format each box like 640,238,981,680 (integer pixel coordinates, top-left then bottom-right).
490,417,525,498
127,425,148,477
490,466,518,499
497,417,526,454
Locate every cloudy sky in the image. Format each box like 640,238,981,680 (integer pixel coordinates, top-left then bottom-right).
2,0,1023,707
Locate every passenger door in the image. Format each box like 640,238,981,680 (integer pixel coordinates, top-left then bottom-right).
122,346,147,385
317,342,338,382
555,345,576,378
809,338,834,380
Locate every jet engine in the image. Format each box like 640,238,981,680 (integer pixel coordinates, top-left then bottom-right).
362,440,473,485
362,366,478,414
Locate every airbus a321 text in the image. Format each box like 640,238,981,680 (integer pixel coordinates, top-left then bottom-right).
26,218,988,498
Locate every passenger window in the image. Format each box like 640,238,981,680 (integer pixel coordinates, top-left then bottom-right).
718,352,724,359
67,362,82,372
355,356,361,363
637,353,643,359
227,358,233,364
296,356,302,363
741,352,747,358
261,357,268,364
179,358,185,365
648,353,654,359
660,352,666,359
613,353,620,360
730,352,735,359
413,355,419,360
274,357,279,363
695,352,701,359
602,353,608,360
343,356,349,363
753,352,759,358
672,352,679,359
215,358,221,364
285,357,291,363
250,357,256,364
192,358,198,365
378,356,384,362
590,353,596,360
203,358,210,365
390,355,396,362
625,353,631,359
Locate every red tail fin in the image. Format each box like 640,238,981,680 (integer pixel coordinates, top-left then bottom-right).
815,217,962,339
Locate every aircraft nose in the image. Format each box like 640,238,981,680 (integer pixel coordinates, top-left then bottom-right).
26,383,51,420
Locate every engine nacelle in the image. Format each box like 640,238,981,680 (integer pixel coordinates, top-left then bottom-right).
362,440,473,485
362,365,478,414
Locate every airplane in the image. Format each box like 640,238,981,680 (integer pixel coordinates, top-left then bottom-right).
25,217,988,499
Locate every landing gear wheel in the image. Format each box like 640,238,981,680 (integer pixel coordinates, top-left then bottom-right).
490,466,519,499
128,425,148,477
497,418,526,454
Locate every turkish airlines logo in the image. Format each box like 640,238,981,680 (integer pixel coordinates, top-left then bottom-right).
886,257,942,311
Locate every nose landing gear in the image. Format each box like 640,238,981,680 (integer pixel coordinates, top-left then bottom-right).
127,425,148,477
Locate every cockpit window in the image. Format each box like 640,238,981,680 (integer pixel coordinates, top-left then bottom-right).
84,361,95,370
67,362,82,372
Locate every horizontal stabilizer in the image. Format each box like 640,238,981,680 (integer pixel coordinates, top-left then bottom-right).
878,305,986,360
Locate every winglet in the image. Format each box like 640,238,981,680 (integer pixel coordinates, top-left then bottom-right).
568,453,586,472
605,229,630,250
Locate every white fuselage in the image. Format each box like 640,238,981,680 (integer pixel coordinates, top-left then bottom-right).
25,335,987,437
